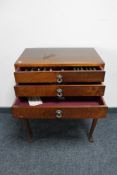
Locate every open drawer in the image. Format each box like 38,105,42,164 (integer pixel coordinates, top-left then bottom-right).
12,97,108,119
14,66,105,83
14,84,105,97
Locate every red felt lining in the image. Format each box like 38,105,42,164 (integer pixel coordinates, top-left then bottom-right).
14,97,102,107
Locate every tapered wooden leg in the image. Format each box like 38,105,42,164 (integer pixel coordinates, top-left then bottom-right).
22,119,33,142
88,119,98,143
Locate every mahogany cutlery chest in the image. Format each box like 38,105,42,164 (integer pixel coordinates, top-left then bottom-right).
12,48,108,142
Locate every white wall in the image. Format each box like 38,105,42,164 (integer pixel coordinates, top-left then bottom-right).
0,0,117,107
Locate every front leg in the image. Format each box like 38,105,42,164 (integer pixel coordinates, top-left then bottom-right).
22,119,33,142
88,119,98,143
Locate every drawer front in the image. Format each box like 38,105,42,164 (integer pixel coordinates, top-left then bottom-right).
12,98,108,119
14,84,105,97
14,69,105,83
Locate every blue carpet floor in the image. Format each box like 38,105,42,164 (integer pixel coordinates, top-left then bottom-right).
0,112,117,175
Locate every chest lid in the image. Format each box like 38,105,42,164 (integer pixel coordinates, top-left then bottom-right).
15,48,105,68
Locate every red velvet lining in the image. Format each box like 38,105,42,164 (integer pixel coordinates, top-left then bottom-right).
14,98,100,107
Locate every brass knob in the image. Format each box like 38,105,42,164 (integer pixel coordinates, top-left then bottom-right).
56,88,63,97
56,110,63,118
57,74,63,83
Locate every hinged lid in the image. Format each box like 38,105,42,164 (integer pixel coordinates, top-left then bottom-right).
15,48,105,68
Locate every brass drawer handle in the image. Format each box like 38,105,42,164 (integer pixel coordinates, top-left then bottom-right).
56,110,63,118
56,88,63,97
57,74,63,83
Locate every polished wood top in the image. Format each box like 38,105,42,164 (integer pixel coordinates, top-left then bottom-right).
15,48,105,68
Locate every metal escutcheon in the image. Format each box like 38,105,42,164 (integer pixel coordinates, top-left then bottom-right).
56,110,63,118
56,88,63,97
57,74,63,83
